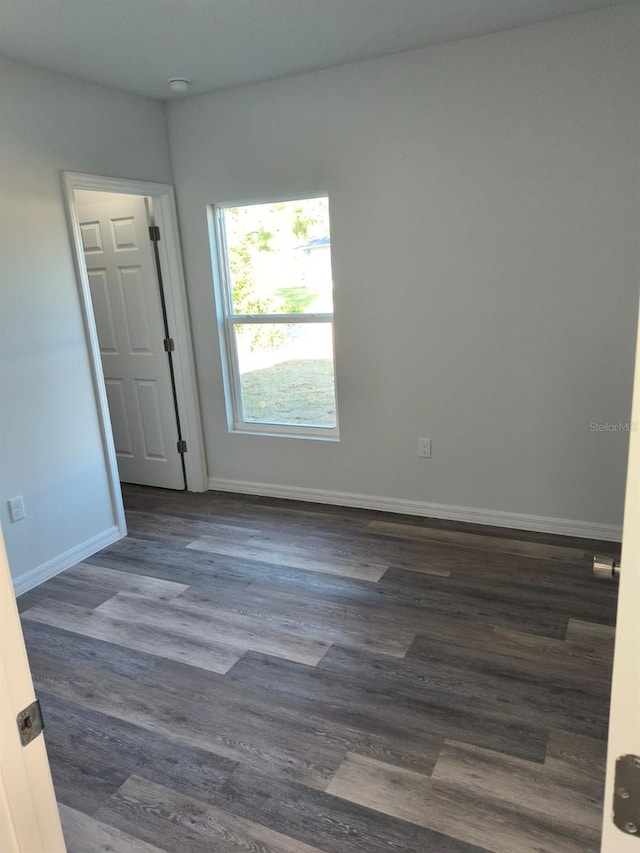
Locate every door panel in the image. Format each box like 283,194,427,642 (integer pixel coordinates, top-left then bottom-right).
76,193,184,490
119,265,154,353
80,220,102,253
601,299,640,851
104,380,135,457
135,380,168,460
111,216,137,249
87,269,118,353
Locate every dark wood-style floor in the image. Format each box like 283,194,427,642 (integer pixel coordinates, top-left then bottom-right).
19,486,619,853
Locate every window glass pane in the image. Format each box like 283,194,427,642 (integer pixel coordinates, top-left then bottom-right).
222,198,333,315
234,322,336,428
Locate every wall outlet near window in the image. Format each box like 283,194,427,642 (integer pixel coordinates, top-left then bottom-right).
8,495,26,522
418,438,431,459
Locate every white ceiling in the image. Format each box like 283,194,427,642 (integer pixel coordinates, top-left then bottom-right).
0,0,630,100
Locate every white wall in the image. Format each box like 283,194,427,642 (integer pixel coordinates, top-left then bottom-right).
0,58,172,588
167,5,640,537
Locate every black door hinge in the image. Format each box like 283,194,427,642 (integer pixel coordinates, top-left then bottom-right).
614,755,640,837
163,337,175,352
177,440,188,454
149,225,161,242
17,699,45,746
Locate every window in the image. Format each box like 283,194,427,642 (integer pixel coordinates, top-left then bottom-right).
211,196,338,437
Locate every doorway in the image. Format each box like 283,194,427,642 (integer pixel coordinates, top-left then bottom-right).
74,189,186,491
63,173,206,532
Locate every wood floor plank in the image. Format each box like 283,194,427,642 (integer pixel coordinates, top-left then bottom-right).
242,526,452,578
545,729,609,789
84,537,258,594
42,698,135,816
123,487,375,539
226,650,552,763
59,803,168,853
367,520,590,563
565,617,616,649
88,535,386,600
431,739,602,831
406,618,614,694
22,599,242,674
16,579,113,613
326,752,598,853
29,649,348,790
103,770,485,853
38,689,237,816
36,644,439,799
65,562,190,599
17,562,189,614
95,591,331,666
379,567,601,638
187,535,389,582
317,643,610,743
219,761,489,853
21,619,160,680
175,584,416,659
125,507,261,544
97,775,330,853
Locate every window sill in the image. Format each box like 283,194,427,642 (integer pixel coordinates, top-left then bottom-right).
230,425,340,441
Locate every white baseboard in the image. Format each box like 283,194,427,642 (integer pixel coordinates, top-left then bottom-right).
208,477,622,542
13,525,124,596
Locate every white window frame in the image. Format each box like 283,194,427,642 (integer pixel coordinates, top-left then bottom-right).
208,195,339,439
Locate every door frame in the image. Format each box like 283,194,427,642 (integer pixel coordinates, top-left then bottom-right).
61,172,207,527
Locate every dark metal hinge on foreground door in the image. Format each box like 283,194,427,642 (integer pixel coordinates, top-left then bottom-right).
149,225,161,242
163,337,175,352
177,440,188,454
17,699,45,746
614,755,640,837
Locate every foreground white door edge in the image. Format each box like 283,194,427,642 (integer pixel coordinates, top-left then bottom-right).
0,528,66,852
601,297,640,852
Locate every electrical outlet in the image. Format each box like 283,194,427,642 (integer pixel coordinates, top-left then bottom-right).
8,496,26,522
418,438,431,459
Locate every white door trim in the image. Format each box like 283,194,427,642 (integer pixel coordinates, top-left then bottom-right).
61,172,208,521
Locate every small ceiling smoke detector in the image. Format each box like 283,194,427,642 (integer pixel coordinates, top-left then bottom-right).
167,77,191,93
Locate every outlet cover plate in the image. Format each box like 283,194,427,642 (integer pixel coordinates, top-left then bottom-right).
8,496,25,522
418,438,432,458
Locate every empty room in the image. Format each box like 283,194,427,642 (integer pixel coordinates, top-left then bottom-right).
1,2,639,852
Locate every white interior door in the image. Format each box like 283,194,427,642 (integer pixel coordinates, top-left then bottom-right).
601,298,640,851
0,526,66,852
76,192,185,490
